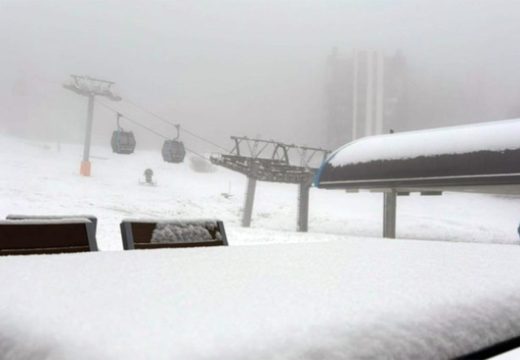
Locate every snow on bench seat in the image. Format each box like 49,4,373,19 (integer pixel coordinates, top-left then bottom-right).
120,218,228,250
0,238,520,359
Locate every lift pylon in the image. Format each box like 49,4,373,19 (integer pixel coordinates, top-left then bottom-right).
63,75,121,176
211,137,329,232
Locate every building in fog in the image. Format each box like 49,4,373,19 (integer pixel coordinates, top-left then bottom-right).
325,48,407,148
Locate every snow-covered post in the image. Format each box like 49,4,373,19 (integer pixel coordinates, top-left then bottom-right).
242,177,257,227
297,182,311,232
383,190,397,238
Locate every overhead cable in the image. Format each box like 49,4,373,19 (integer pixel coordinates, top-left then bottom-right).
122,98,229,152
97,100,209,160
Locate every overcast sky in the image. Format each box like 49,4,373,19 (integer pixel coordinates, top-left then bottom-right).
1,0,519,150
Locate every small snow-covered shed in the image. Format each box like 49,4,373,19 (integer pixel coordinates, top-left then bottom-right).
315,119,520,237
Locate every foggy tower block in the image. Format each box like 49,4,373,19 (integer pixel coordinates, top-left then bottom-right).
325,49,407,148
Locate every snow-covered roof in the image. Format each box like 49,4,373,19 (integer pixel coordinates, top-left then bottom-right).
1,239,520,359
316,119,520,192
328,118,520,167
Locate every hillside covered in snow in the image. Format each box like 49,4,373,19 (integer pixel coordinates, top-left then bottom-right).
3,133,520,359
0,132,519,248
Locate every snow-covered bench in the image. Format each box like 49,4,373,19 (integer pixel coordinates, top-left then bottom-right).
6,214,98,241
0,218,97,255
120,219,228,250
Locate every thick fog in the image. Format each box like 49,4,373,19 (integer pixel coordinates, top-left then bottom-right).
1,0,520,152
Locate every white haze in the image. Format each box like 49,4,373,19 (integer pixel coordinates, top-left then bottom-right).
1,0,519,152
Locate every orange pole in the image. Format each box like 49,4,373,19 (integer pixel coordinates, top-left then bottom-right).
80,94,95,176
80,160,91,176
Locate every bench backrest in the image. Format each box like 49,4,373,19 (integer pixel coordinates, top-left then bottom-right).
120,219,228,250
6,215,97,241
0,219,97,256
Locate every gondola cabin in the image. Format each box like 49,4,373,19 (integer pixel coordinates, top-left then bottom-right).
162,140,186,163
111,130,136,154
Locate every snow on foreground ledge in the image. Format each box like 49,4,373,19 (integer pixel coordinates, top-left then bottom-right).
2,239,520,359
328,118,520,166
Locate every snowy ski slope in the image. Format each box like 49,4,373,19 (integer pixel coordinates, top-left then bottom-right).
2,133,520,359
1,133,520,248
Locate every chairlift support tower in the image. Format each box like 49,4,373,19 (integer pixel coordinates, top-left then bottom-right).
211,137,329,232
63,75,121,176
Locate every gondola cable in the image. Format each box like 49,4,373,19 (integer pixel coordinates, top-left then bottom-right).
97,100,208,161
122,98,230,152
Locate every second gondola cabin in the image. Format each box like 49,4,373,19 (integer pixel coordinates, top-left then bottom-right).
162,140,186,163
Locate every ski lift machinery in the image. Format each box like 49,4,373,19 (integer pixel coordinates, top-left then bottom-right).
162,124,186,163
111,113,136,154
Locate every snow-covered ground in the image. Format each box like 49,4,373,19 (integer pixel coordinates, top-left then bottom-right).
0,133,519,249
2,238,520,360
3,133,520,359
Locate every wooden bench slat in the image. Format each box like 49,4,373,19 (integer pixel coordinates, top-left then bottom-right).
0,245,91,256
0,220,97,256
0,224,89,249
134,241,225,249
